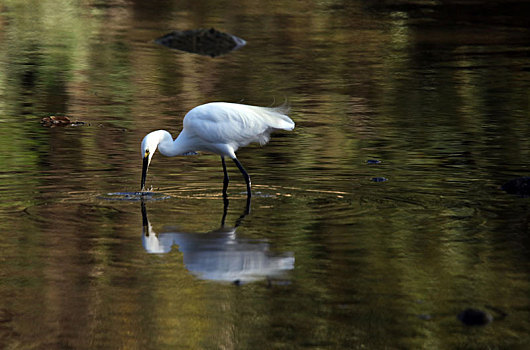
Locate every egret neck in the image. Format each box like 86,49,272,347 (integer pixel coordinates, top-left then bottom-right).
141,130,190,190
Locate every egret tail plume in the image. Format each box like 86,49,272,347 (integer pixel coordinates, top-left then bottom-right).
261,104,293,131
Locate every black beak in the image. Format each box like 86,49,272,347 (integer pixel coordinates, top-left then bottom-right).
141,155,149,191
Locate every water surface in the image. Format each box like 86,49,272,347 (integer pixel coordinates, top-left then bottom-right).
0,0,529,349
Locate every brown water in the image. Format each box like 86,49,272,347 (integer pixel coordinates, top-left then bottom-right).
1,0,529,348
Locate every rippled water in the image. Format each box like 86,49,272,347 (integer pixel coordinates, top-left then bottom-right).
1,0,529,348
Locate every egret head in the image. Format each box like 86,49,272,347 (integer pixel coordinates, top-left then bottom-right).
140,131,162,191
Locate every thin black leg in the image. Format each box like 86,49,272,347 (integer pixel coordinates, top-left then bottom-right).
221,195,229,227
232,158,252,198
221,156,229,197
220,193,250,228
141,200,148,229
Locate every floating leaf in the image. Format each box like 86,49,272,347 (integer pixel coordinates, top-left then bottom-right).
41,115,85,127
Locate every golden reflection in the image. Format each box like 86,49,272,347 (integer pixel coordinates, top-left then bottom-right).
1,0,530,348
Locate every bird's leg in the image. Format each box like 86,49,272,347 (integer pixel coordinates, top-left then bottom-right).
221,194,229,227
221,156,229,197
140,200,149,230
232,158,252,198
235,198,251,227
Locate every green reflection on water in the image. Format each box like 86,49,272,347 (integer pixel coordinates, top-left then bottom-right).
0,0,529,349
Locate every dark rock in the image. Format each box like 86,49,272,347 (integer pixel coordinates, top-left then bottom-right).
502,177,530,197
457,308,493,326
155,28,246,57
371,177,388,182
367,159,382,164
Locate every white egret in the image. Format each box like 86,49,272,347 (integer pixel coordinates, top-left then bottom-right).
140,102,294,196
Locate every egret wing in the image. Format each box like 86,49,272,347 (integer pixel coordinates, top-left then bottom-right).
183,103,292,147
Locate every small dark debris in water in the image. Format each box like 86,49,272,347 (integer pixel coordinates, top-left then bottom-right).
155,28,246,57
371,177,388,182
457,308,493,326
502,177,530,197
41,115,86,127
367,159,381,164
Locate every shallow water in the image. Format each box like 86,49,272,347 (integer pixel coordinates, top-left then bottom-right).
1,0,529,349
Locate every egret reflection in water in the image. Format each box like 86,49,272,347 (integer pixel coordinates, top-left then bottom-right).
141,201,294,283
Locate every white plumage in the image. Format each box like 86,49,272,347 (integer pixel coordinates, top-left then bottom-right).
140,102,294,196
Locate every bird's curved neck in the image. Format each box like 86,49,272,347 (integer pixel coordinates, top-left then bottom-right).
157,130,188,157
